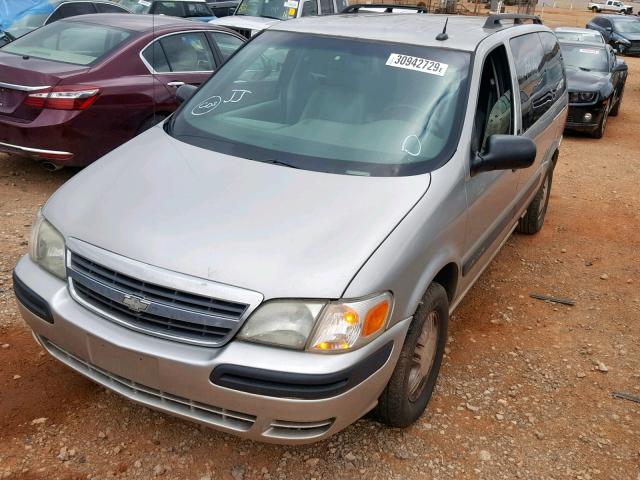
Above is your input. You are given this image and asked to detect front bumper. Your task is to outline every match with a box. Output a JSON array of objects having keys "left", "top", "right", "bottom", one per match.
[
  {"left": 564, "top": 103, "right": 606, "bottom": 132},
  {"left": 14, "top": 256, "right": 410, "bottom": 444}
]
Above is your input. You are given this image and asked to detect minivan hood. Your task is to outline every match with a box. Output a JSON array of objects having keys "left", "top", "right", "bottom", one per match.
[
  {"left": 44, "top": 127, "right": 430, "bottom": 300},
  {"left": 209, "top": 15, "right": 280, "bottom": 33}
]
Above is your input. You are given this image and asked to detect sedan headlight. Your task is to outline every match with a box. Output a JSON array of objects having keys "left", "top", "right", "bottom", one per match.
[
  {"left": 569, "top": 91, "right": 597, "bottom": 103},
  {"left": 29, "top": 211, "right": 66, "bottom": 279},
  {"left": 237, "top": 292, "right": 393, "bottom": 352}
]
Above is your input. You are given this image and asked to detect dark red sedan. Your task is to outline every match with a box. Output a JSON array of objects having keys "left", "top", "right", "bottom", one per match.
[{"left": 0, "top": 14, "right": 245, "bottom": 167}]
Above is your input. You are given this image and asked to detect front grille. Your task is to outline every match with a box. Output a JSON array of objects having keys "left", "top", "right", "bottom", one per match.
[
  {"left": 68, "top": 251, "right": 249, "bottom": 346},
  {"left": 628, "top": 41, "right": 640, "bottom": 54},
  {"left": 229, "top": 27, "right": 252, "bottom": 38},
  {"left": 40, "top": 336, "right": 256, "bottom": 432}
]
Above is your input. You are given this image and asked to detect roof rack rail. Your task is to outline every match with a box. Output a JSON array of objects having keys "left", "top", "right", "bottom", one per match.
[
  {"left": 483, "top": 13, "right": 542, "bottom": 29},
  {"left": 342, "top": 4, "right": 428, "bottom": 14}
]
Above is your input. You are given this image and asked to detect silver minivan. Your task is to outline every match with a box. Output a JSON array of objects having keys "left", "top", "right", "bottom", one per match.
[{"left": 14, "top": 13, "right": 567, "bottom": 444}]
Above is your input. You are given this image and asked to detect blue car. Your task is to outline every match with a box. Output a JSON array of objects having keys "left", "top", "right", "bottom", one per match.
[
  {"left": 115, "top": 0, "right": 216, "bottom": 21},
  {"left": 0, "top": 0, "right": 130, "bottom": 45}
]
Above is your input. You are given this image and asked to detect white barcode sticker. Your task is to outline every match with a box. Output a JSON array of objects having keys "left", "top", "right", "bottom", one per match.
[
  {"left": 386, "top": 53, "right": 448, "bottom": 76},
  {"left": 579, "top": 48, "right": 600, "bottom": 54}
]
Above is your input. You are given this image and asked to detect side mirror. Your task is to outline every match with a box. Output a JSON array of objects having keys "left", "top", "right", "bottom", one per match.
[
  {"left": 175, "top": 84, "right": 198, "bottom": 104},
  {"left": 0, "top": 31, "right": 13, "bottom": 48},
  {"left": 471, "top": 135, "right": 536, "bottom": 175},
  {"left": 613, "top": 60, "right": 628, "bottom": 72}
]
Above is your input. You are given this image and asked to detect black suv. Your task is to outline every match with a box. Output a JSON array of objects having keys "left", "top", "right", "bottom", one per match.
[{"left": 586, "top": 15, "right": 640, "bottom": 54}]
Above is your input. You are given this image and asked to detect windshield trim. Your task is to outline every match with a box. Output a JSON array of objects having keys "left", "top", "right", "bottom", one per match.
[{"left": 167, "top": 31, "right": 472, "bottom": 177}]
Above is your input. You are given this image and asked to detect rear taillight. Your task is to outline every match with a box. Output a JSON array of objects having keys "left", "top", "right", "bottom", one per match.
[{"left": 24, "top": 86, "right": 100, "bottom": 111}]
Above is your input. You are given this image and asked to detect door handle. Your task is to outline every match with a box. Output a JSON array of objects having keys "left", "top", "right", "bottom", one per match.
[{"left": 167, "top": 81, "right": 185, "bottom": 87}]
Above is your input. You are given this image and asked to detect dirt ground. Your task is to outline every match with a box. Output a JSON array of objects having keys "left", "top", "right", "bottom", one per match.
[{"left": 1, "top": 7, "right": 639, "bottom": 480}]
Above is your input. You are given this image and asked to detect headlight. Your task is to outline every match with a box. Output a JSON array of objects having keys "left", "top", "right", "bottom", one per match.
[
  {"left": 29, "top": 211, "right": 66, "bottom": 279},
  {"left": 237, "top": 301, "right": 325, "bottom": 349},
  {"left": 569, "top": 91, "right": 597, "bottom": 103},
  {"left": 237, "top": 292, "right": 393, "bottom": 352}
]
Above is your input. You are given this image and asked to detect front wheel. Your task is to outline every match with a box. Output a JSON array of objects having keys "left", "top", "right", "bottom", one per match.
[
  {"left": 610, "top": 86, "right": 624, "bottom": 116},
  {"left": 591, "top": 6, "right": 599, "bottom": 12},
  {"left": 373, "top": 282, "right": 448, "bottom": 428},
  {"left": 516, "top": 168, "right": 553, "bottom": 235},
  {"left": 591, "top": 109, "right": 608, "bottom": 139}
]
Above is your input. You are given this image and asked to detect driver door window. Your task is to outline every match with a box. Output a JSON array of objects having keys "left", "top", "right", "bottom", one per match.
[{"left": 472, "top": 45, "right": 513, "bottom": 154}]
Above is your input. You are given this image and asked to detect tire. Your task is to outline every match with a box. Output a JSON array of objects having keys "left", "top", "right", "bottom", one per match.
[
  {"left": 591, "top": 109, "right": 608, "bottom": 139},
  {"left": 374, "top": 282, "right": 448, "bottom": 428},
  {"left": 516, "top": 167, "right": 553, "bottom": 235},
  {"left": 610, "top": 86, "right": 624, "bottom": 116},
  {"left": 137, "top": 113, "right": 168, "bottom": 134}
]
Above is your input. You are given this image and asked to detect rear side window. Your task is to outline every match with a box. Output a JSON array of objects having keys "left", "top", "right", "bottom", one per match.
[
  {"left": 510, "top": 33, "right": 545, "bottom": 132},
  {"left": 2, "top": 20, "right": 132, "bottom": 65},
  {"left": 159, "top": 32, "right": 215, "bottom": 71},
  {"left": 538, "top": 32, "right": 566, "bottom": 96},
  {"left": 141, "top": 40, "right": 171, "bottom": 72},
  {"left": 47, "top": 2, "right": 97, "bottom": 23},
  {"left": 94, "top": 2, "right": 131, "bottom": 12},
  {"left": 319, "top": 0, "right": 334, "bottom": 13},
  {"left": 151, "top": 1, "right": 185, "bottom": 15},
  {"left": 184, "top": 2, "right": 212, "bottom": 16},
  {"left": 210, "top": 32, "right": 244, "bottom": 61}
]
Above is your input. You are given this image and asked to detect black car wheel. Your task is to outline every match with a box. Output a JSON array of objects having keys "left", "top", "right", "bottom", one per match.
[
  {"left": 591, "top": 109, "right": 608, "bottom": 139},
  {"left": 610, "top": 86, "right": 624, "bottom": 117}
]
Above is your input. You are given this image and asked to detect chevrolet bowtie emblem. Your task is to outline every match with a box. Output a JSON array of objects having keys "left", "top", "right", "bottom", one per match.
[{"left": 122, "top": 294, "right": 150, "bottom": 313}]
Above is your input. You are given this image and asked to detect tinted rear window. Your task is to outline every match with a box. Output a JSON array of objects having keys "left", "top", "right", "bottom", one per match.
[{"left": 2, "top": 20, "right": 133, "bottom": 65}]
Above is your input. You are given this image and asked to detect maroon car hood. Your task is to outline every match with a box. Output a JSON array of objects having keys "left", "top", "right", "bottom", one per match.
[{"left": 0, "top": 52, "right": 89, "bottom": 120}]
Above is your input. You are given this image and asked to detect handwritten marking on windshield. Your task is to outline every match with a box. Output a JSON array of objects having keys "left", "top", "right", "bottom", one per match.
[
  {"left": 191, "top": 96, "right": 222, "bottom": 116},
  {"left": 224, "top": 89, "right": 252, "bottom": 103},
  {"left": 402, "top": 135, "right": 422, "bottom": 157},
  {"left": 191, "top": 90, "right": 253, "bottom": 116}
]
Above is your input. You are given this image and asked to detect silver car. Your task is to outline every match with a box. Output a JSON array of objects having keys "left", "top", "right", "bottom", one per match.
[{"left": 14, "top": 12, "right": 567, "bottom": 444}]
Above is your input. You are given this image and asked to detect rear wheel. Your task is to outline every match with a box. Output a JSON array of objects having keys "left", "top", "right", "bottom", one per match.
[
  {"left": 516, "top": 168, "right": 553, "bottom": 235},
  {"left": 374, "top": 282, "right": 448, "bottom": 428},
  {"left": 591, "top": 6, "right": 598, "bottom": 12}
]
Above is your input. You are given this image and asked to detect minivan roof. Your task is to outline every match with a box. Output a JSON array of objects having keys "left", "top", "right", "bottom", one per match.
[{"left": 270, "top": 13, "right": 547, "bottom": 52}]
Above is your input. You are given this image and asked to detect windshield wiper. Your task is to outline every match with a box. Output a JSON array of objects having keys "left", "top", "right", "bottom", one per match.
[
  {"left": 263, "top": 159, "right": 300, "bottom": 169},
  {"left": 260, "top": 14, "right": 281, "bottom": 20}
]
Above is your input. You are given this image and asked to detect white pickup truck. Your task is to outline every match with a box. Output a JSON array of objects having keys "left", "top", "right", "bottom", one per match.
[{"left": 588, "top": 0, "right": 633, "bottom": 14}]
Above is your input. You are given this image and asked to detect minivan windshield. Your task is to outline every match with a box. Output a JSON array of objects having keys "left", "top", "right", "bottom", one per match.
[
  {"left": 2, "top": 20, "right": 133, "bottom": 65},
  {"left": 235, "top": 0, "right": 294, "bottom": 19},
  {"left": 559, "top": 44, "right": 608, "bottom": 72},
  {"left": 169, "top": 31, "right": 470, "bottom": 176}
]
